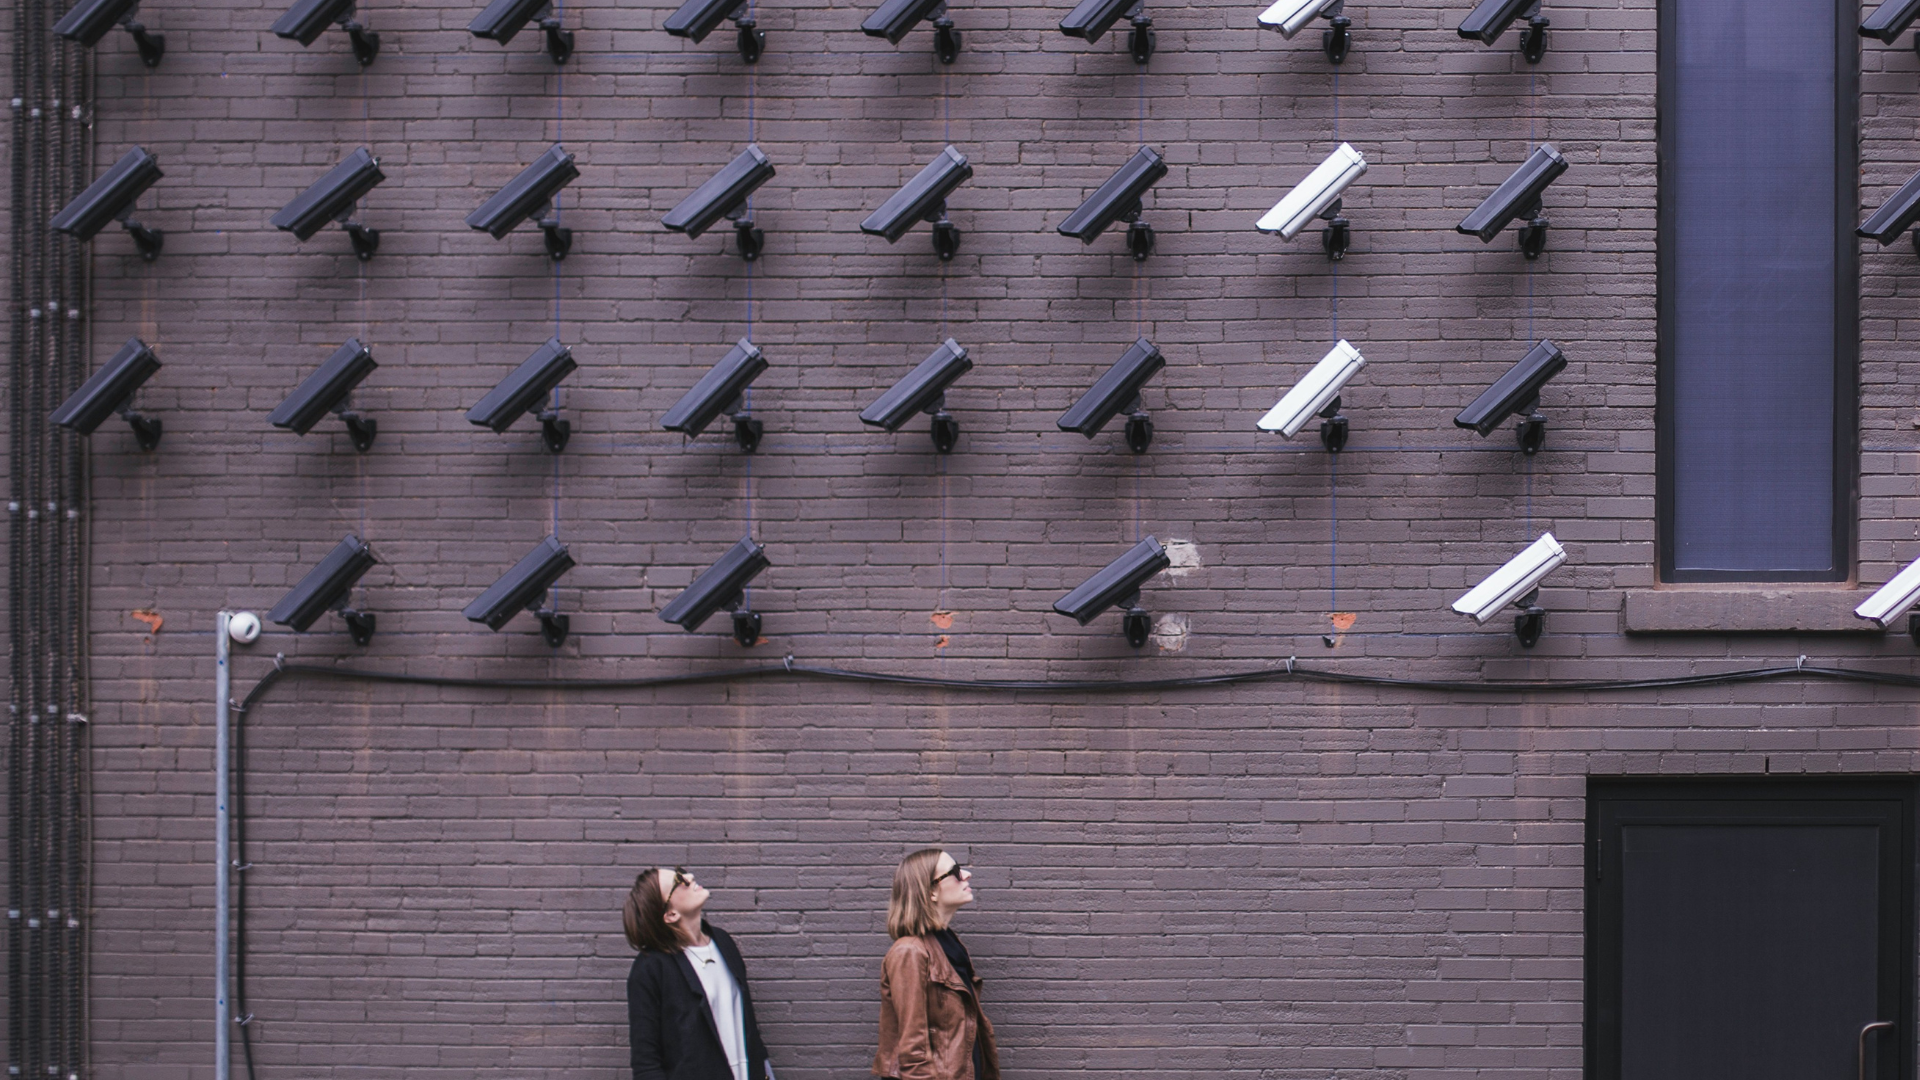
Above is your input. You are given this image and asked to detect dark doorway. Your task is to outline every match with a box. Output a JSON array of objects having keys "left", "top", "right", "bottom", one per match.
[{"left": 1587, "top": 778, "right": 1916, "bottom": 1080}]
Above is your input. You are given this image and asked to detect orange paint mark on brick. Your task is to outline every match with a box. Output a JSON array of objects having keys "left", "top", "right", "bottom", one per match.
[
  {"left": 930, "top": 610, "right": 954, "bottom": 629},
  {"left": 935, "top": 635, "right": 950, "bottom": 649},
  {"left": 1328, "top": 612, "right": 1356, "bottom": 631},
  {"left": 130, "top": 609, "right": 163, "bottom": 635}
]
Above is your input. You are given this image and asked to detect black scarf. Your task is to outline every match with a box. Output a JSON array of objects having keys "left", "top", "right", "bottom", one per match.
[{"left": 930, "top": 928, "right": 985, "bottom": 1079}]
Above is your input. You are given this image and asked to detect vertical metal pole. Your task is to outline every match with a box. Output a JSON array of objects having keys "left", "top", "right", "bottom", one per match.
[{"left": 214, "top": 612, "right": 231, "bottom": 1080}]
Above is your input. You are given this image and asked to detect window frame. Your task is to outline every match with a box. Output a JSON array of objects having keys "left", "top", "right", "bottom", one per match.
[{"left": 1654, "top": 0, "right": 1859, "bottom": 583}]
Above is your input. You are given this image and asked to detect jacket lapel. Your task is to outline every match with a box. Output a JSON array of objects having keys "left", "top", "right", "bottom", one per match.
[
  {"left": 922, "top": 935, "right": 973, "bottom": 997},
  {"left": 674, "top": 949, "right": 725, "bottom": 1047}
]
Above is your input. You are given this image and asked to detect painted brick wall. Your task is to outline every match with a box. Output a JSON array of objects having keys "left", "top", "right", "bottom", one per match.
[{"left": 12, "top": 0, "right": 1920, "bottom": 1073}]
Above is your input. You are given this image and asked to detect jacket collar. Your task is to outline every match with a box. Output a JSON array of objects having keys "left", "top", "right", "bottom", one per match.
[{"left": 919, "top": 933, "right": 973, "bottom": 996}]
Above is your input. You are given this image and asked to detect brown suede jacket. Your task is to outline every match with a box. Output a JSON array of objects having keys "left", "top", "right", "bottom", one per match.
[{"left": 872, "top": 934, "right": 1000, "bottom": 1080}]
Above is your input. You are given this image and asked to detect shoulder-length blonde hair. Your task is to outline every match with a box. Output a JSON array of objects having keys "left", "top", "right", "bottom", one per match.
[{"left": 887, "top": 847, "right": 948, "bottom": 939}]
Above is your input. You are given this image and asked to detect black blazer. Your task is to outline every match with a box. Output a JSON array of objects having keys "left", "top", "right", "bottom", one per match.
[{"left": 628, "top": 924, "right": 770, "bottom": 1080}]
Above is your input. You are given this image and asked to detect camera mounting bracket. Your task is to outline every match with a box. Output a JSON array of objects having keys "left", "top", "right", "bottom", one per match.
[
  {"left": 1519, "top": 0, "right": 1548, "bottom": 63},
  {"left": 335, "top": 9, "right": 379, "bottom": 66},
  {"left": 1120, "top": 597, "right": 1152, "bottom": 647},
  {"left": 118, "top": 406, "right": 162, "bottom": 450},
  {"left": 1318, "top": 395, "right": 1348, "bottom": 452},
  {"left": 330, "top": 598, "right": 377, "bottom": 646},
  {"left": 334, "top": 408, "right": 377, "bottom": 452},
  {"left": 114, "top": 207, "right": 162, "bottom": 262},
  {"left": 724, "top": 205, "right": 765, "bottom": 261},
  {"left": 1127, "top": 0, "right": 1155, "bottom": 63},
  {"left": 120, "top": 14, "right": 165, "bottom": 67},
  {"left": 1512, "top": 588, "right": 1545, "bottom": 647},
  {"left": 1319, "top": 198, "right": 1350, "bottom": 260},
  {"left": 534, "top": 3, "right": 574, "bottom": 63},
  {"left": 727, "top": 1, "right": 765, "bottom": 61},
  {"left": 537, "top": 409, "right": 572, "bottom": 453},
  {"left": 536, "top": 206, "right": 573, "bottom": 261},
  {"left": 1124, "top": 394, "right": 1154, "bottom": 454},
  {"left": 1320, "top": 0, "right": 1350, "bottom": 63},
  {"left": 930, "top": 3, "right": 961, "bottom": 63},
  {"left": 1516, "top": 198, "right": 1548, "bottom": 259}
]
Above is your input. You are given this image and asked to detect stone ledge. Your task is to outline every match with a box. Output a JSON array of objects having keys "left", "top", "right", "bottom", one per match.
[{"left": 1623, "top": 588, "right": 1881, "bottom": 633}]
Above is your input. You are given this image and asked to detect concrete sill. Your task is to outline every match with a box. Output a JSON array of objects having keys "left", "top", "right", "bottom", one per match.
[{"left": 1623, "top": 588, "right": 1880, "bottom": 633}]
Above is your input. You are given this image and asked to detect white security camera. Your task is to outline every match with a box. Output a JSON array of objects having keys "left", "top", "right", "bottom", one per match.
[
  {"left": 1256, "top": 142, "right": 1367, "bottom": 259},
  {"left": 227, "top": 611, "right": 262, "bottom": 645},
  {"left": 1257, "top": 0, "right": 1336, "bottom": 35},
  {"left": 1257, "top": 339, "right": 1364, "bottom": 451},
  {"left": 1855, "top": 556, "right": 1920, "bottom": 636},
  {"left": 1451, "top": 532, "right": 1565, "bottom": 647},
  {"left": 1257, "top": 0, "right": 1351, "bottom": 61}
]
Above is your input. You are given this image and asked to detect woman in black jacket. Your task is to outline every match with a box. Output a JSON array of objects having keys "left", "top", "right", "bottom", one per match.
[{"left": 624, "top": 867, "right": 772, "bottom": 1080}]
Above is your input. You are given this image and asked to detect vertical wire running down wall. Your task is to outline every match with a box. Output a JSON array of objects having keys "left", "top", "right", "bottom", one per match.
[{"left": 8, "top": 0, "right": 92, "bottom": 1072}]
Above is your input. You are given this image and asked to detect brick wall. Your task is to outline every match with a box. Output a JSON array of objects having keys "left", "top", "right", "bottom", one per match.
[{"left": 15, "top": 0, "right": 1920, "bottom": 1073}]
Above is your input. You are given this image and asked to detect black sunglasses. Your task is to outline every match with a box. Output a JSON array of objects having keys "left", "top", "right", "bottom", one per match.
[
  {"left": 665, "top": 867, "right": 693, "bottom": 899},
  {"left": 931, "top": 863, "right": 969, "bottom": 886}
]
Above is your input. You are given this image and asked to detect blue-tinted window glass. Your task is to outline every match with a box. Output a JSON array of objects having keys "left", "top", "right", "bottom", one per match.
[{"left": 1665, "top": 0, "right": 1846, "bottom": 577}]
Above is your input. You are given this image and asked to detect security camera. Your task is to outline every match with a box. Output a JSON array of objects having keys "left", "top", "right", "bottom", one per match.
[
  {"left": 466, "top": 336, "right": 577, "bottom": 453},
  {"left": 659, "top": 536, "right": 771, "bottom": 646},
  {"left": 1861, "top": 0, "right": 1920, "bottom": 47},
  {"left": 1257, "top": 339, "right": 1364, "bottom": 452},
  {"left": 465, "top": 145, "right": 580, "bottom": 260},
  {"left": 268, "top": 534, "right": 379, "bottom": 645},
  {"left": 1451, "top": 532, "right": 1565, "bottom": 647},
  {"left": 862, "top": 0, "right": 961, "bottom": 62},
  {"left": 1257, "top": 141, "right": 1366, "bottom": 259},
  {"left": 50, "top": 337, "right": 163, "bottom": 450},
  {"left": 271, "top": 0, "right": 379, "bottom": 65},
  {"left": 1054, "top": 536, "right": 1171, "bottom": 647},
  {"left": 1058, "top": 146, "right": 1167, "bottom": 261},
  {"left": 666, "top": 0, "right": 765, "bottom": 61},
  {"left": 1454, "top": 339, "right": 1565, "bottom": 454},
  {"left": 1060, "top": 0, "right": 1155, "bottom": 63},
  {"left": 53, "top": 0, "right": 164, "bottom": 66},
  {"left": 861, "top": 145, "right": 972, "bottom": 261},
  {"left": 270, "top": 147, "right": 385, "bottom": 261},
  {"left": 1458, "top": 0, "right": 1547, "bottom": 61},
  {"left": 1058, "top": 337, "right": 1165, "bottom": 454},
  {"left": 469, "top": 0, "right": 574, "bottom": 62},
  {"left": 1257, "top": 0, "right": 1350, "bottom": 61},
  {"left": 463, "top": 535, "right": 575, "bottom": 646},
  {"left": 661, "top": 338, "right": 769, "bottom": 453},
  {"left": 1457, "top": 143, "right": 1566, "bottom": 259},
  {"left": 1858, "top": 167, "right": 1920, "bottom": 254},
  {"left": 1856, "top": 555, "right": 1920, "bottom": 642},
  {"left": 860, "top": 338, "right": 972, "bottom": 454},
  {"left": 268, "top": 338, "right": 379, "bottom": 452},
  {"left": 662, "top": 145, "right": 777, "bottom": 262},
  {"left": 51, "top": 146, "right": 163, "bottom": 261}
]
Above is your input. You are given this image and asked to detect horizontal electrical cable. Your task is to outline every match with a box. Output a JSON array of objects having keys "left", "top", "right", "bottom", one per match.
[{"left": 234, "top": 654, "right": 1920, "bottom": 712}]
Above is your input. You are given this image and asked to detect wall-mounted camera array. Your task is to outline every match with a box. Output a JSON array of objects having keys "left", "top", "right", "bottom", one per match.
[{"left": 71, "top": 0, "right": 1617, "bottom": 657}]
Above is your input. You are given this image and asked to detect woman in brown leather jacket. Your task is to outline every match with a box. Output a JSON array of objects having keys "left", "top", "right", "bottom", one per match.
[{"left": 873, "top": 848, "right": 999, "bottom": 1080}]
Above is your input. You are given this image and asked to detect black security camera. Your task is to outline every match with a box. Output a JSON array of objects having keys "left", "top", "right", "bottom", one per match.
[{"left": 51, "top": 146, "right": 163, "bottom": 261}]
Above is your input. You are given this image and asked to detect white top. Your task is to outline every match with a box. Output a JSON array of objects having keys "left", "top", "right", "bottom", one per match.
[{"left": 686, "top": 940, "right": 748, "bottom": 1080}]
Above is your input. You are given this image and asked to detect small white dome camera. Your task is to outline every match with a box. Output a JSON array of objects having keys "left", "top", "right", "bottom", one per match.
[{"left": 227, "top": 611, "right": 262, "bottom": 645}]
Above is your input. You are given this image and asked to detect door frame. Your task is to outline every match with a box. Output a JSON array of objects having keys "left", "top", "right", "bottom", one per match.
[{"left": 1585, "top": 776, "right": 1918, "bottom": 1080}]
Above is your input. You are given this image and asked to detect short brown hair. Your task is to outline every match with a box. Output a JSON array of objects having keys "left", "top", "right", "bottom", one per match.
[
  {"left": 887, "top": 848, "right": 948, "bottom": 939},
  {"left": 622, "top": 869, "right": 681, "bottom": 953}
]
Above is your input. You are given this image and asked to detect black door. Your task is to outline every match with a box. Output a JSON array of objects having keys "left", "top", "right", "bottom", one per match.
[{"left": 1587, "top": 778, "right": 1915, "bottom": 1080}]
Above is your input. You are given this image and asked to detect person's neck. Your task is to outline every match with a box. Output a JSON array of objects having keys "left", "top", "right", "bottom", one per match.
[
  {"left": 678, "top": 916, "right": 710, "bottom": 948},
  {"left": 930, "top": 911, "right": 958, "bottom": 933}
]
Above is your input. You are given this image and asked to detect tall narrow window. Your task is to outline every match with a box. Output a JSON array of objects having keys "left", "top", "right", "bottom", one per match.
[{"left": 1657, "top": 0, "right": 1856, "bottom": 581}]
